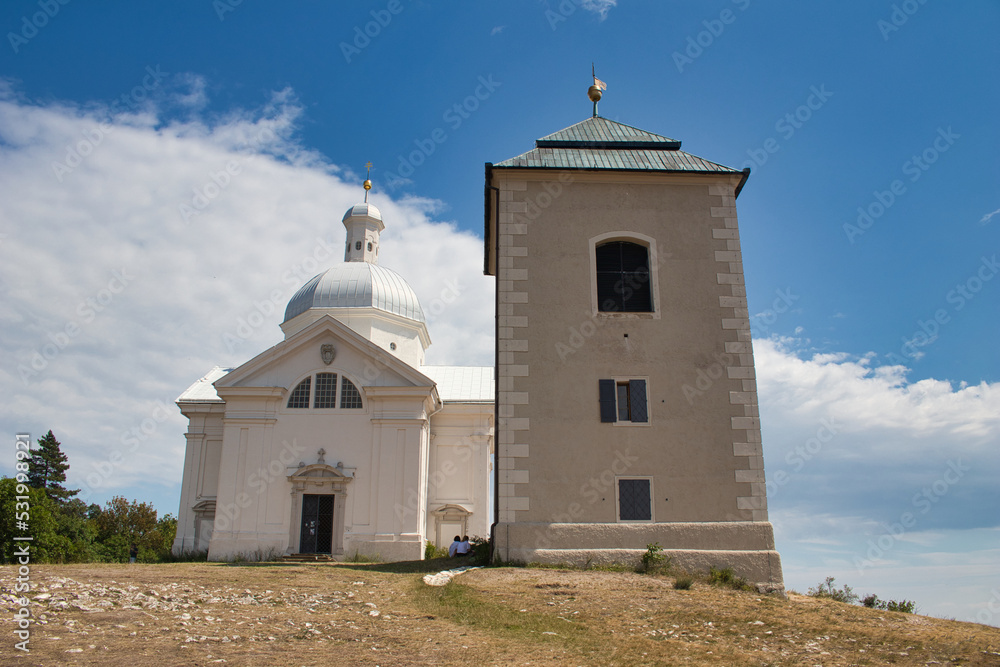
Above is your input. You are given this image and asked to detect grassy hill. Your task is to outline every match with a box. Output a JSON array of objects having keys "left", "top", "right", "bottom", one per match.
[{"left": 3, "top": 560, "right": 999, "bottom": 665}]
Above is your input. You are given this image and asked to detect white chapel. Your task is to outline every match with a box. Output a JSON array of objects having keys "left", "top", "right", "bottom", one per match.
[{"left": 172, "top": 185, "right": 494, "bottom": 561}]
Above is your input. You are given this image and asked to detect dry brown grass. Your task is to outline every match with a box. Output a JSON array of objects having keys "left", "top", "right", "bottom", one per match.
[{"left": 2, "top": 561, "right": 999, "bottom": 665}]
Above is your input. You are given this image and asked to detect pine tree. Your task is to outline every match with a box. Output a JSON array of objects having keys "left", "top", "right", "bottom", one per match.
[{"left": 27, "top": 430, "right": 78, "bottom": 502}]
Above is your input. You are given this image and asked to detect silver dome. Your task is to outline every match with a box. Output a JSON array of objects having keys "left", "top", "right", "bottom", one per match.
[
  {"left": 283, "top": 262, "right": 425, "bottom": 323},
  {"left": 342, "top": 202, "right": 382, "bottom": 223}
]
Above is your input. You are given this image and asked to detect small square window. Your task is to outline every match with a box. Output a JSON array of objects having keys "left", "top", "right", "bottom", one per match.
[{"left": 618, "top": 478, "right": 652, "bottom": 521}]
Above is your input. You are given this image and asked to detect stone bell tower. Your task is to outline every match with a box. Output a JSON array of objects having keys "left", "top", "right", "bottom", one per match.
[{"left": 483, "top": 79, "right": 783, "bottom": 592}]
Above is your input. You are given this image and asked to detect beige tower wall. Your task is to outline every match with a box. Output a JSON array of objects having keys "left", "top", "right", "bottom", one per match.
[{"left": 489, "top": 169, "right": 782, "bottom": 591}]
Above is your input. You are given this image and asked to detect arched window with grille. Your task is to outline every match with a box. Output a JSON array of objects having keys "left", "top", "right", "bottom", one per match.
[
  {"left": 285, "top": 373, "right": 364, "bottom": 410},
  {"left": 287, "top": 377, "right": 311, "bottom": 408},
  {"left": 595, "top": 240, "right": 653, "bottom": 312}
]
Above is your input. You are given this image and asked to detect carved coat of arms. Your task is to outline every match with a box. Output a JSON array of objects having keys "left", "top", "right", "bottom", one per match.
[{"left": 320, "top": 344, "right": 336, "bottom": 365}]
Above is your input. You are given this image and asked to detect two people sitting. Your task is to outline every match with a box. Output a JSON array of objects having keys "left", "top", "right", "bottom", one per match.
[{"left": 448, "top": 535, "right": 472, "bottom": 558}]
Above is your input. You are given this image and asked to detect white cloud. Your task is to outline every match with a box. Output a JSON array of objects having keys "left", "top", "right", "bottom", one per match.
[
  {"left": 0, "top": 84, "right": 995, "bottom": 623},
  {"left": 490, "top": 25, "right": 505, "bottom": 36},
  {"left": 757, "top": 337, "right": 999, "bottom": 622},
  {"left": 980, "top": 207, "right": 1000, "bottom": 225},
  {"left": 580, "top": 0, "right": 617, "bottom": 20},
  {"left": 0, "top": 84, "right": 493, "bottom": 509}
]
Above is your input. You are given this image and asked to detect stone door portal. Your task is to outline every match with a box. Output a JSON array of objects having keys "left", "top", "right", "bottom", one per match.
[{"left": 299, "top": 494, "right": 334, "bottom": 554}]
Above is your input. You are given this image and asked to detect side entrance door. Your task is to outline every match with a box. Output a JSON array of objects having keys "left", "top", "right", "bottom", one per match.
[{"left": 299, "top": 494, "right": 335, "bottom": 554}]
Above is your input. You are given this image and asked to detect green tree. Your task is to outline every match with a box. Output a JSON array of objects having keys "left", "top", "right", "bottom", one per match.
[
  {"left": 27, "top": 430, "right": 78, "bottom": 502},
  {"left": 53, "top": 498, "right": 100, "bottom": 562},
  {"left": 0, "top": 477, "right": 74, "bottom": 563},
  {"left": 94, "top": 496, "right": 160, "bottom": 562},
  {"left": 152, "top": 514, "right": 177, "bottom": 559}
]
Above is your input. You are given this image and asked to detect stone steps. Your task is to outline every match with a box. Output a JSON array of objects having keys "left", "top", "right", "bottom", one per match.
[{"left": 281, "top": 553, "right": 335, "bottom": 562}]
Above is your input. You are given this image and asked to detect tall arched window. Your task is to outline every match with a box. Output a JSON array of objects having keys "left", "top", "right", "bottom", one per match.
[{"left": 596, "top": 241, "right": 653, "bottom": 312}]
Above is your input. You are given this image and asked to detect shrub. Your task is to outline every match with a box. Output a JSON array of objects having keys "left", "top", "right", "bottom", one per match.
[
  {"left": 469, "top": 536, "right": 491, "bottom": 566},
  {"left": 708, "top": 566, "right": 752, "bottom": 591},
  {"left": 673, "top": 576, "right": 694, "bottom": 590},
  {"left": 640, "top": 542, "right": 670, "bottom": 573},
  {"left": 861, "top": 593, "right": 916, "bottom": 614},
  {"left": 425, "top": 541, "right": 449, "bottom": 560},
  {"left": 809, "top": 576, "right": 859, "bottom": 604}
]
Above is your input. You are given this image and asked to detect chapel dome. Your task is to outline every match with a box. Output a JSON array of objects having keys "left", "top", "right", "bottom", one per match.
[
  {"left": 342, "top": 202, "right": 382, "bottom": 223},
  {"left": 283, "top": 261, "right": 425, "bottom": 324}
]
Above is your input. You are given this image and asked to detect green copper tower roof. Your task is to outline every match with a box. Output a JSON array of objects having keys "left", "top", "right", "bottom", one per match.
[{"left": 494, "top": 116, "right": 740, "bottom": 174}]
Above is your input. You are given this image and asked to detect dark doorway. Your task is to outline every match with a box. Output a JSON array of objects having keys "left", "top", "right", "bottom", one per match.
[{"left": 299, "top": 494, "right": 334, "bottom": 554}]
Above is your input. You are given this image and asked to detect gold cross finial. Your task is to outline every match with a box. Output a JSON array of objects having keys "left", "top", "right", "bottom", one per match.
[{"left": 363, "top": 162, "right": 373, "bottom": 202}]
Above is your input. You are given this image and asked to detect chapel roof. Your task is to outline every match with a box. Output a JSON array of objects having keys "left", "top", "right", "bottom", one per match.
[
  {"left": 342, "top": 202, "right": 382, "bottom": 224},
  {"left": 420, "top": 365, "right": 494, "bottom": 402},
  {"left": 283, "top": 261, "right": 425, "bottom": 324},
  {"left": 176, "top": 365, "right": 234, "bottom": 403}
]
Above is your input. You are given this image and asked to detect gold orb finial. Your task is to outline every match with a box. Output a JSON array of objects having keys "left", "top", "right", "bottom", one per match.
[
  {"left": 589, "top": 65, "right": 607, "bottom": 117},
  {"left": 363, "top": 161, "right": 373, "bottom": 202}
]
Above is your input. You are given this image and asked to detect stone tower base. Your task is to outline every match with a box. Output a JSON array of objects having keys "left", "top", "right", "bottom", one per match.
[{"left": 493, "top": 521, "right": 784, "bottom": 594}]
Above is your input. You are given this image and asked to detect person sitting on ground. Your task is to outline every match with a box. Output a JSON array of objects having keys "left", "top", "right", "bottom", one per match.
[
  {"left": 448, "top": 535, "right": 462, "bottom": 558},
  {"left": 457, "top": 535, "right": 471, "bottom": 556}
]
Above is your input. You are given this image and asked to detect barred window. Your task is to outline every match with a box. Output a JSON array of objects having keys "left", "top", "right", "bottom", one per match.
[
  {"left": 596, "top": 241, "right": 653, "bottom": 312},
  {"left": 313, "top": 373, "right": 338, "bottom": 408},
  {"left": 287, "top": 377, "right": 311, "bottom": 409},
  {"left": 340, "top": 377, "right": 364, "bottom": 409},
  {"left": 618, "top": 478, "right": 652, "bottom": 521}
]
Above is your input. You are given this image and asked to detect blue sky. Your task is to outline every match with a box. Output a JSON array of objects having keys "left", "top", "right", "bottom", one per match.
[{"left": 1, "top": 1, "right": 998, "bottom": 625}]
